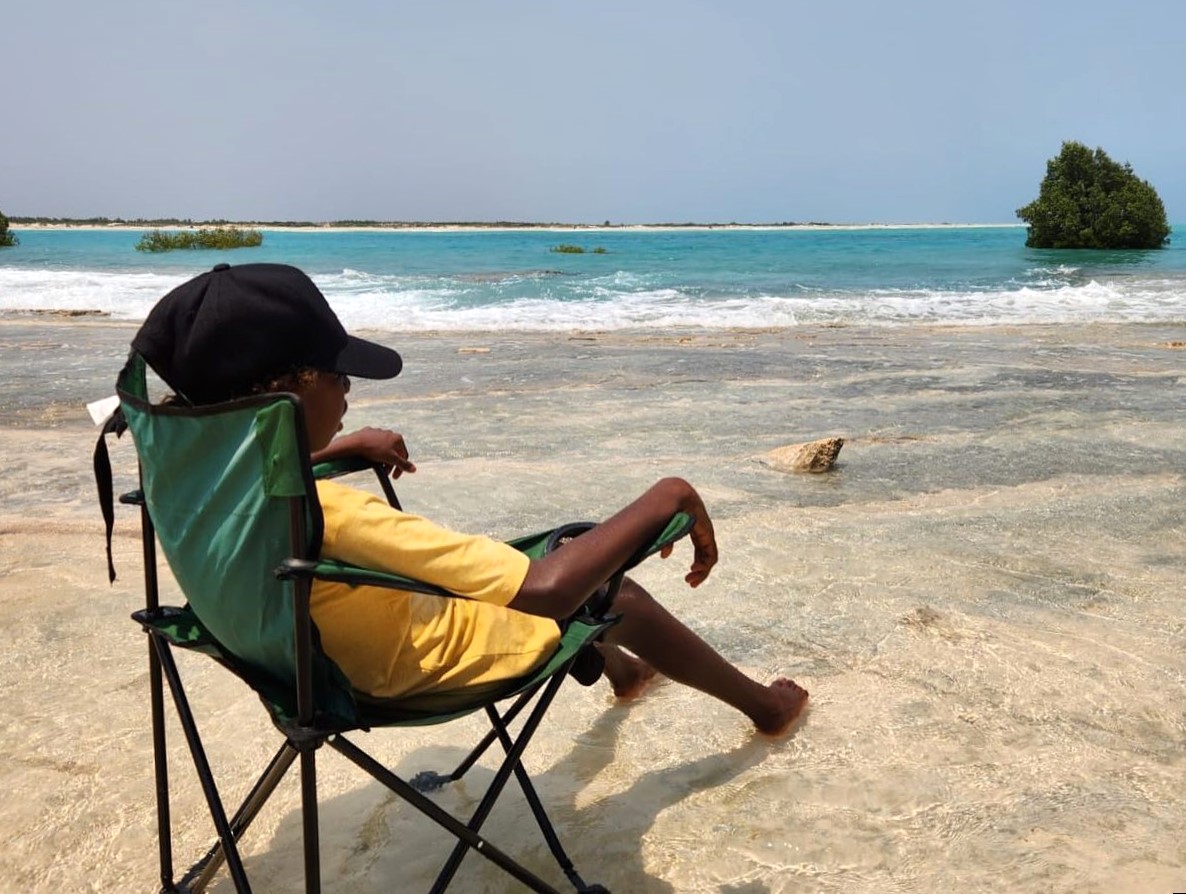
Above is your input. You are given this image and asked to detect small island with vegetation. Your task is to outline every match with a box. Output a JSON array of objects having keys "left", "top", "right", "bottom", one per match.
[
  {"left": 0, "top": 209, "right": 17, "bottom": 247},
  {"left": 1016, "top": 141, "right": 1170, "bottom": 250},
  {"left": 135, "top": 226, "right": 264, "bottom": 252},
  {"left": 551, "top": 244, "right": 608, "bottom": 254}
]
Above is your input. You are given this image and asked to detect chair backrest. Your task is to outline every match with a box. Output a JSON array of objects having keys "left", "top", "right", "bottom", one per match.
[{"left": 117, "top": 353, "right": 356, "bottom": 725}]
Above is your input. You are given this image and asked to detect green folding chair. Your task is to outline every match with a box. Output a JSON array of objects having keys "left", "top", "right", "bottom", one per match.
[{"left": 97, "top": 353, "right": 691, "bottom": 894}]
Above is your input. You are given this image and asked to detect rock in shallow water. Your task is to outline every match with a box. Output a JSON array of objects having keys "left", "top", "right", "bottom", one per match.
[{"left": 761, "top": 436, "right": 845, "bottom": 473}]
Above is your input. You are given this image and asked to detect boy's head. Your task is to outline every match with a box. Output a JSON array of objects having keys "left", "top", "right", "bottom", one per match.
[{"left": 133, "top": 262, "right": 401, "bottom": 406}]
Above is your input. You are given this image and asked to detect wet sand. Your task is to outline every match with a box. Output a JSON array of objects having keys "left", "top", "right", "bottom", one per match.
[{"left": 1, "top": 319, "right": 1185, "bottom": 892}]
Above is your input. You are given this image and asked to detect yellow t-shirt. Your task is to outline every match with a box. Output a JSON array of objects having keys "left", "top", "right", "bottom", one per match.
[{"left": 311, "top": 479, "right": 561, "bottom": 700}]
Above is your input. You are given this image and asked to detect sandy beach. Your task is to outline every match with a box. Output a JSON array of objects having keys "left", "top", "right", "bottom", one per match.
[{"left": 2, "top": 318, "right": 1185, "bottom": 893}]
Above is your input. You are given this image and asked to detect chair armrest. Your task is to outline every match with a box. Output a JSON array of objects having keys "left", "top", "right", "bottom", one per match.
[
  {"left": 277, "top": 512, "right": 695, "bottom": 603},
  {"left": 623, "top": 511, "right": 695, "bottom": 571},
  {"left": 278, "top": 556, "right": 456, "bottom": 599},
  {"left": 311, "top": 457, "right": 402, "bottom": 510},
  {"left": 506, "top": 511, "right": 695, "bottom": 569},
  {"left": 312, "top": 456, "right": 376, "bottom": 479}
]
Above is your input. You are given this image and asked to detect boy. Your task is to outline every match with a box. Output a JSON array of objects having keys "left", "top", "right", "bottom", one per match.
[{"left": 133, "top": 263, "right": 808, "bottom": 734}]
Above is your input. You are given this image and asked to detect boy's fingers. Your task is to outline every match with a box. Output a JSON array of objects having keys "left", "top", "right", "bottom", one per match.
[
  {"left": 660, "top": 544, "right": 674, "bottom": 559},
  {"left": 685, "top": 560, "right": 713, "bottom": 587},
  {"left": 383, "top": 454, "right": 415, "bottom": 478}
]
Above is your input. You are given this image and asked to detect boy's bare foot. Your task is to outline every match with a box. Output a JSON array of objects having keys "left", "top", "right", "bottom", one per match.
[
  {"left": 751, "top": 678, "right": 810, "bottom": 737},
  {"left": 599, "top": 644, "right": 660, "bottom": 700}
]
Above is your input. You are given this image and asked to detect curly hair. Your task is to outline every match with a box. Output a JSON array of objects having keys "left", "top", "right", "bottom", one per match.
[
  {"left": 162, "top": 367, "right": 322, "bottom": 406},
  {"left": 251, "top": 367, "right": 321, "bottom": 396}
]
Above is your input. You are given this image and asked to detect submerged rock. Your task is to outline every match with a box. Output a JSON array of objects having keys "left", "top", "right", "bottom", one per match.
[{"left": 761, "top": 437, "right": 844, "bottom": 473}]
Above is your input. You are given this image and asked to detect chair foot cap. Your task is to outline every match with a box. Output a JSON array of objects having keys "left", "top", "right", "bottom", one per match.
[{"left": 410, "top": 769, "right": 452, "bottom": 793}]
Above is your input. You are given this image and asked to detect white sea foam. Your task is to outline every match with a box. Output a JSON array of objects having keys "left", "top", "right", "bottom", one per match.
[
  {"left": 0, "top": 267, "right": 189, "bottom": 319},
  {"left": 2, "top": 266, "right": 1184, "bottom": 331},
  {"left": 320, "top": 278, "right": 1186, "bottom": 331},
  {"left": 1028, "top": 264, "right": 1081, "bottom": 276}
]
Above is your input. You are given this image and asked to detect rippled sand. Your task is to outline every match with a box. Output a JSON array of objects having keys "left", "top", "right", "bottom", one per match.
[{"left": 2, "top": 319, "right": 1184, "bottom": 893}]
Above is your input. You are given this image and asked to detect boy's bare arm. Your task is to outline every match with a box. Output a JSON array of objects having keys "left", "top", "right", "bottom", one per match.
[
  {"left": 311, "top": 427, "right": 416, "bottom": 478},
  {"left": 509, "top": 477, "right": 717, "bottom": 619}
]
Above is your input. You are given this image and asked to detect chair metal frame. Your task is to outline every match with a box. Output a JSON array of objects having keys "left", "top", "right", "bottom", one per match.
[{"left": 121, "top": 463, "right": 616, "bottom": 894}]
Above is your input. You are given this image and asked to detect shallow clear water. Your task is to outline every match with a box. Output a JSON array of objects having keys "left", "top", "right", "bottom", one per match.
[{"left": 1, "top": 321, "right": 1184, "bottom": 892}]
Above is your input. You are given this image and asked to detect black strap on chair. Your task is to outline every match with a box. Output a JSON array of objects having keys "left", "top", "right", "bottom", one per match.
[{"left": 93, "top": 406, "right": 127, "bottom": 583}]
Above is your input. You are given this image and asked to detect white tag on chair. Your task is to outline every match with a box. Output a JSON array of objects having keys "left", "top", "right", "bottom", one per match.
[{"left": 87, "top": 395, "right": 121, "bottom": 426}]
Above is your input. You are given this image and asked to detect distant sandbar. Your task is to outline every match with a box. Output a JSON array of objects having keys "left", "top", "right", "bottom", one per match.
[{"left": 11, "top": 220, "right": 1022, "bottom": 234}]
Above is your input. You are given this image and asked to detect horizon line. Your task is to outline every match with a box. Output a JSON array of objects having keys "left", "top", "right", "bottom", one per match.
[{"left": 10, "top": 216, "right": 1027, "bottom": 231}]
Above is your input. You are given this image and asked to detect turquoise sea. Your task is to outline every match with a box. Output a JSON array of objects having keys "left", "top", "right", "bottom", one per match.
[{"left": 1, "top": 225, "right": 1184, "bottom": 330}]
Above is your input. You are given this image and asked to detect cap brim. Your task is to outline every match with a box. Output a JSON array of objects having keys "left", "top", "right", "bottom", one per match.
[{"left": 334, "top": 336, "right": 402, "bottom": 380}]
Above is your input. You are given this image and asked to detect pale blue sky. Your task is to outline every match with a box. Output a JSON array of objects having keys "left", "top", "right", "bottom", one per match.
[{"left": 4, "top": 1, "right": 1183, "bottom": 224}]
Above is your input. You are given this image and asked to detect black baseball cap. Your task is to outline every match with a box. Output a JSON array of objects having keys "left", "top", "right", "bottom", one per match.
[{"left": 132, "top": 262, "right": 402, "bottom": 404}]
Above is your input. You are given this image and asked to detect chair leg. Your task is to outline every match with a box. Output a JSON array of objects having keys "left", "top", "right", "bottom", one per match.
[
  {"left": 180, "top": 744, "right": 300, "bottom": 893},
  {"left": 300, "top": 747, "right": 321, "bottom": 894},
  {"left": 139, "top": 504, "right": 179, "bottom": 893},
  {"left": 428, "top": 670, "right": 605, "bottom": 894},
  {"left": 149, "top": 637, "right": 177, "bottom": 892},
  {"left": 412, "top": 685, "right": 542, "bottom": 793},
  {"left": 329, "top": 735, "right": 562, "bottom": 893},
  {"left": 491, "top": 711, "right": 605, "bottom": 894},
  {"left": 153, "top": 637, "right": 254, "bottom": 893}
]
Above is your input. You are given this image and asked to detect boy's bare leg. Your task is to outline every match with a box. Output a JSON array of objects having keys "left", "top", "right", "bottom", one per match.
[
  {"left": 602, "top": 579, "right": 809, "bottom": 736},
  {"left": 596, "top": 642, "right": 659, "bottom": 699}
]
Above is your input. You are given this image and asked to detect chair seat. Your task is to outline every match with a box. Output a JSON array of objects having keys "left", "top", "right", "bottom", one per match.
[{"left": 134, "top": 604, "right": 615, "bottom": 730}]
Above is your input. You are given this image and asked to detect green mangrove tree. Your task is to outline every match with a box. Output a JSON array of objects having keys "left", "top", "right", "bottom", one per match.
[{"left": 1016, "top": 141, "right": 1170, "bottom": 249}]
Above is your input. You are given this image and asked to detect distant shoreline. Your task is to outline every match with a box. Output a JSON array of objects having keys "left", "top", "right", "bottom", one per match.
[{"left": 11, "top": 220, "right": 1023, "bottom": 234}]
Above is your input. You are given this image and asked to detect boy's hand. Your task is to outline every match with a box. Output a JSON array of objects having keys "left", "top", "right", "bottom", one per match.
[
  {"left": 683, "top": 509, "right": 718, "bottom": 587},
  {"left": 659, "top": 481, "right": 718, "bottom": 587},
  {"left": 333, "top": 427, "right": 417, "bottom": 478}
]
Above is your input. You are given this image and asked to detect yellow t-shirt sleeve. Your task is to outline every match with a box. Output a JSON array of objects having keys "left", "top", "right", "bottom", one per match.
[{"left": 316, "top": 479, "right": 530, "bottom": 607}]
